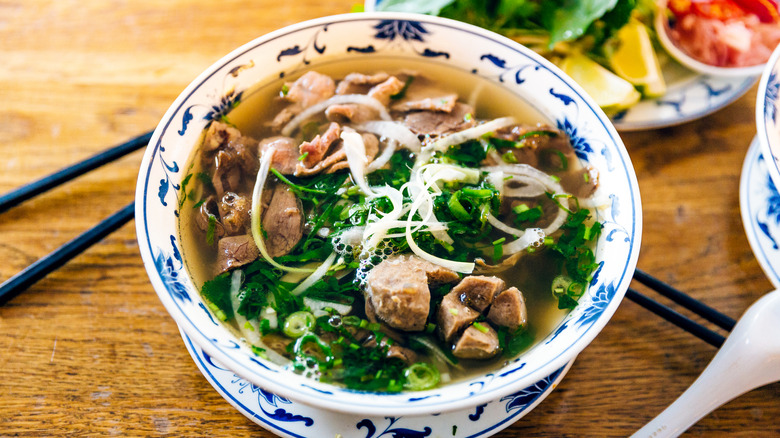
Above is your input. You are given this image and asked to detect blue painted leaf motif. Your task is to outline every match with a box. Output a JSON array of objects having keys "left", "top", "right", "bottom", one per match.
[
  {"left": 549, "top": 88, "right": 576, "bottom": 106},
  {"left": 576, "top": 280, "right": 617, "bottom": 328},
  {"left": 357, "top": 418, "right": 377, "bottom": 438},
  {"left": 766, "top": 70, "right": 780, "bottom": 123},
  {"left": 498, "top": 361, "right": 526, "bottom": 377},
  {"left": 701, "top": 80, "right": 732, "bottom": 97},
  {"left": 656, "top": 95, "right": 685, "bottom": 114},
  {"left": 198, "top": 302, "right": 219, "bottom": 325},
  {"left": 348, "top": 45, "right": 377, "bottom": 53},
  {"left": 373, "top": 20, "right": 429, "bottom": 42},
  {"left": 154, "top": 251, "right": 190, "bottom": 302},
  {"left": 257, "top": 387, "right": 291, "bottom": 407},
  {"left": 260, "top": 407, "right": 314, "bottom": 426},
  {"left": 157, "top": 177, "right": 169, "bottom": 206},
  {"left": 170, "top": 235, "right": 182, "bottom": 263},
  {"left": 557, "top": 118, "right": 593, "bottom": 160},
  {"left": 178, "top": 107, "right": 195, "bottom": 135},
  {"left": 205, "top": 90, "right": 243, "bottom": 123},
  {"left": 420, "top": 48, "right": 449, "bottom": 58},
  {"left": 480, "top": 54, "right": 506, "bottom": 68},
  {"left": 468, "top": 403, "right": 487, "bottom": 421},
  {"left": 758, "top": 172, "right": 780, "bottom": 249},
  {"left": 277, "top": 45, "right": 302, "bottom": 61},
  {"left": 546, "top": 319, "right": 569, "bottom": 344},
  {"left": 357, "top": 418, "right": 432, "bottom": 438},
  {"left": 501, "top": 366, "right": 563, "bottom": 412}
]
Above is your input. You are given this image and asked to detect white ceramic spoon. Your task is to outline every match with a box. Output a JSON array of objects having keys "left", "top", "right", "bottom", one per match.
[{"left": 632, "top": 288, "right": 780, "bottom": 438}]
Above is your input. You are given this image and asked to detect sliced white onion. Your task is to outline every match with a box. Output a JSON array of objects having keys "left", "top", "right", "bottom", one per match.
[
  {"left": 304, "top": 297, "right": 352, "bottom": 318},
  {"left": 363, "top": 185, "right": 405, "bottom": 249},
  {"left": 366, "top": 138, "right": 397, "bottom": 172},
  {"left": 341, "top": 128, "right": 376, "bottom": 197},
  {"left": 290, "top": 251, "right": 338, "bottom": 296},
  {"left": 260, "top": 306, "right": 278, "bottom": 330},
  {"left": 357, "top": 121, "right": 422, "bottom": 152},
  {"left": 251, "top": 148, "right": 315, "bottom": 274},
  {"left": 502, "top": 175, "right": 547, "bottom": 198},
  {"left": 281, "top": 94, "right": 391, "bottom": 136},
  {"left": 426, "top": 116, "right": 517, "bottom": 153},
  {"left": 503, "top": 227, "right": 545, "bottom": 255}
]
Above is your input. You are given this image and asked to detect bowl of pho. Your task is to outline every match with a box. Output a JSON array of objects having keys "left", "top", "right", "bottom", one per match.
[{"left": 135, "top": 11, "right": 642, "bottom": 426}]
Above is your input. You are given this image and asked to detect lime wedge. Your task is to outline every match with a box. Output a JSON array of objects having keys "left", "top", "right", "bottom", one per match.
[
  {"left": 560, "top": 53, "right": 641, "bottom": 115},
  {"left": 609, "top": 19, "right": 666, "bottom": 98}
]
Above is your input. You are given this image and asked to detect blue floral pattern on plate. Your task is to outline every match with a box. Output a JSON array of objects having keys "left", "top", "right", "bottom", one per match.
[
  {"left": 180, "top": 329, "right": 573, "bottom": 438},
  {"left": 136, "top": 13, "right": 641, "bottom": 421},
  {"left": 740, "top": 137, "right": 780, "bottom": 288}
]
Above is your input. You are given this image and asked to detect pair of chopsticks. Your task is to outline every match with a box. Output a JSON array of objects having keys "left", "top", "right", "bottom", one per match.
[
  {"left": 0, "top": 131, "right": 153, "bottom": 305},
  {"left": 0, "top": 131, "right": 737, "bottom": 349}
]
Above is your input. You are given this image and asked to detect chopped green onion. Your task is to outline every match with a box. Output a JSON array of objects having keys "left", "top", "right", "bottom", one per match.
[
  {"left": 403, "top": 363, "right": 440, "bottom": 391},
  {"left": 449, "top": 308, "right": 459, "bottom": 316},
  {"left": 502, "top": 151, "right": 518, "bottom": 163},
  {"left": 473, "top": 322, "right": 489, "bottom": 333},
  {"left": 390, "top": 75, "right": 414, "bottom": 100},
  {"left": 283, "top": 311, "right": 315, "bottom": 338},
  {"left": 447, "top": 192, "right": 472, "bottom": 221}
]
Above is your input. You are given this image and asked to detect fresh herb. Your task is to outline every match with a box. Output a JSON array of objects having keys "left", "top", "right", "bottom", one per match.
[
  {"left": 201, "top": 272, "right": 234, "bottom": 320},
  {"left": 390, "top": 75, "right": 415, "bottom": 100},
  {"left": 442, "top": 139, "right": 488, "bottom": 167}
]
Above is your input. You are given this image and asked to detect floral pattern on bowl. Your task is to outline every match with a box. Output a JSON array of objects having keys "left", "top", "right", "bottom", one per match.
[
  {"left": 741, "top": 137, "right": 780, "bottom": 288},
  {"left": 758, "top": 44, "right": 780, "bottom": 190},
  {"left": 180, "top": 328, "right": 574, "bottom": 438},
  {"left": 135, "top": 12, "right": 642, "bottom": 418}
]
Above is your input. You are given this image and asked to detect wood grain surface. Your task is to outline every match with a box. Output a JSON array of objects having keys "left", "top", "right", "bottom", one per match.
[{"left": 1, "top": 1, "right": 778, "bottom": 436}]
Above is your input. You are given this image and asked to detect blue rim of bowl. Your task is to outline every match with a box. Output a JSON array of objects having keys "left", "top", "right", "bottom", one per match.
[{"left": 135, "top": 12, "right": 642, "bottom": 417}]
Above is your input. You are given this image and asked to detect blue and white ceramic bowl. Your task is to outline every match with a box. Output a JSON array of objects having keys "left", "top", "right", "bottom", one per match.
[
  {"left": 757, "top": 43, "right": 780, "bottom": 190},
  {"left": 135, "top": 12, "right": 642, "bottom": 425}
]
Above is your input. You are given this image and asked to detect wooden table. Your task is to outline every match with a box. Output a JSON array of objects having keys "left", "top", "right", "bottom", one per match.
[{"left": 1, "top": 1, "right": 778, "bottom": 436}]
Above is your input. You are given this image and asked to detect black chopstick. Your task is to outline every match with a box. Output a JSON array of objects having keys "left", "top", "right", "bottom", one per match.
[
  {"left": 0, "top": 130, "right": 152, "bottom": 214},
  {"left": 0, "top": 202, "right": 134, "bottom": 306},
  {"left": 633, "top": 268, "right": 736, "bottom": 331},
  {"left": 625, "top": 288, "right": 726, "bottom": 348}
]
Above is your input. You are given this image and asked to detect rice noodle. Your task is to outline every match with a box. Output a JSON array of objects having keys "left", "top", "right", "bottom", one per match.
[
  {"left": 366, "top": 138, "right": 397, "bottom": 172},
  {"left": 251, "top": 148, "right": 316, "bottom": 274},
  {"left": 281, "top": 94, "right": 391, "bottom": 136},
  {"left": 341, "top": 128, "right": 376, "bottom": 197},
  {"left": 290, "top": 252, "right": 338, "bottom": 296},
  {"left": 356, "top": 121, "right": 422, "bottom": 152},
  {"left": 426, "top": 116, "right": 517, "bottom": 153}
]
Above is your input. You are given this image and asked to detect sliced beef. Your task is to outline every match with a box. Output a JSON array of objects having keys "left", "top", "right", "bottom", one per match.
[
  {"left": 452, "top": 324, "right": 500, "bottom": 359},
  {"left": 270, "top": 71, "right": 336, "bottom": 131},
  {"left": 295, "top": 132, "right": 380, "bottom": 177},
  {"left": 201, "top": 121, "right": 258, "bottom": 197},
  {"left": 298, "top": 122, "right": 341, "bottom": 169},
  {"left": 218, "top": 192, "right": 251, "bottom": 236},
  {"left": 368, "top": 76, "right": 405, "bottom": 106},
  {"left": 403, "top": 102, "right": 476, "bottom": 136},
  {"left": 336, "top": 72, "right": 390, "bottom": 95},
  {"left": 285, "top": 71, "right": 336, "bottom": 108},
  {"left": 195, "top": 196, "right": 225, "bottom": 240},
  {"left": 474, "top": 252, "right": 524, "bottom": 274},
  {"left": 261, "top": 184, "right": 303, "bottom": 258},
  {"left": 487, "top": 287, "right": 527, "bottom": 331},
  {"left": 365, "top": 255, "right": 458, "bottom": 332},
  {"left": 451, "top": 276, "right": 506, "bottom": 312},
  {"left": 437, "top": 291, "right": 479, "bottom": 342},
  {"left": 325, "top": 103, "right": 380, "bottom": 124},
  {"left": 216, "top": 235, "right": 259, "bottom": 274},
  {"left": 258, "top": 136, "right": 300, "bottom": 175},
  {"left": 391, "top": 93, "right": 458, "bottom": 113}
]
